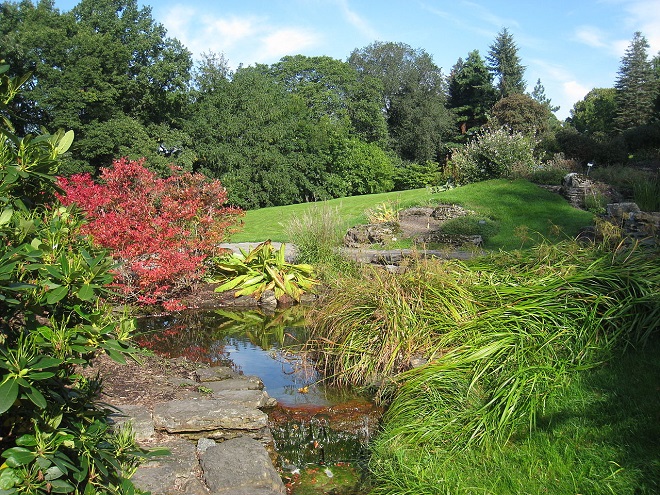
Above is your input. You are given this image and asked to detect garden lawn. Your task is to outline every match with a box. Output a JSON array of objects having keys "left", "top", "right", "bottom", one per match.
[{"left": 230, "top": 179, "right": 594, "bottom": 250}]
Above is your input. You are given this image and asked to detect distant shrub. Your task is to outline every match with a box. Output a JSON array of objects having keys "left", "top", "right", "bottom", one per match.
[
  {"left": 392, "top": 159, "right": 443, "bottom": 190},
  {"left": 514, "top": 153, "right": 577, "bottom": 184},
  {"left": 450, "top": 127, "right": 538, "bottom": 184}
]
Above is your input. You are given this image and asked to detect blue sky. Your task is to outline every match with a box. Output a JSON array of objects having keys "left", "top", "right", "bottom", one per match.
[{"left": 53, "top": 0, "right": 660, "bottom": 120}]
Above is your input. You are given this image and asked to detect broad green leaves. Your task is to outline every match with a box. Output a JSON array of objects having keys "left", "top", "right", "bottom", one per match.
[
  {"left": 212, "top": 240, "right": 317, "bottom": 302},
  {"left": 1, "top": 65, "right": 147, "bottom": 494}
]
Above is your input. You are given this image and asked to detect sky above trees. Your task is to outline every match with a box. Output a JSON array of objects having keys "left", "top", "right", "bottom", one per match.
[{"left": 52, "top": 0, "right": 660, "bottom": 120}]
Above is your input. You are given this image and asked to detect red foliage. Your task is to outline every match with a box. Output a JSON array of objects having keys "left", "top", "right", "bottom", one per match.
[{"left": 57, "top": 158, "right": 243, "bottom": 306}]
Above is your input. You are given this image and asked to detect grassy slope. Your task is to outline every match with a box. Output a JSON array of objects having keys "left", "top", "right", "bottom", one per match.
[{"left": 230, "top": 179, "right": 594, "bottom": 250}]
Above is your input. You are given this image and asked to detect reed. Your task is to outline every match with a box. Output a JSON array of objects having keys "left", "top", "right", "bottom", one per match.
[{"left": 379, "top": 244, "right": 658, "bottom": 449}]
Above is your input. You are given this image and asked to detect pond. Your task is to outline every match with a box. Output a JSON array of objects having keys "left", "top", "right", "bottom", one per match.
[{"left": 136, "top": 307, "right": 381, "bottom": 494}]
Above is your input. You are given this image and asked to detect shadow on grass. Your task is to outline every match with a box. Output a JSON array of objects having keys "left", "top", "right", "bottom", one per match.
[{"left": 535, "top": 336, "right": 660, "bottom": 494}]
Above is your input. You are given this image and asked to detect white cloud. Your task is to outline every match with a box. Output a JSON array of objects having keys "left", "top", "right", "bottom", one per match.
[
  {"left": 621, "top": 0, "right": 660, "bottom": 53},
  {"left": 259, "top": 28, "right": 321, "bottom": 61},
  {"left": 204, "top": 17, "right": 259, "bottom": 46},
  {"left": 563, "top": 80, "right": 590, "bottom": 105},
  {"left": 574, "top": 25, "right": 608, "bottom": 48},
  {"left": 335, "top": 0, "right": 379, "bottom": 40},
  {"left": 158, "top": 4, "right": 321, "bottom": 67}
]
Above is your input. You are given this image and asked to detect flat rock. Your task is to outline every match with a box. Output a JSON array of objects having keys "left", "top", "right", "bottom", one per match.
[
  {"left": 196, "top": 366, "right": 236, "bottom": 382},
  {"left": 153, "top": 399, "right": 268, "bottom": 433},
  {"left": 109, "top": 404, "right": 154, "bottom": 441},
  {"left": 202, "top": 375, "right": 264, "bottom": 392},
  {"left": 210, "top": 389, "right": 277, "bottom": 408},
  {"left": 200, "top": 436, "right": 286, "bottom": 495},
  {"left": 132, "top": 436, "right": 204, "bottom": 495}
]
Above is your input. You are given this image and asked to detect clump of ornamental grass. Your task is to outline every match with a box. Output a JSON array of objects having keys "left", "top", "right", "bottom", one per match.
[
  {"left": 309, "top": 239, "right": 659, "bottom": 453},
  {"left": 368, "top": 337, "right": 660, "bottom": 495},
  {"left": 285, "top": 202, "right": 359, "bottom": 278},
  {"left": 374, "top": 241, "right": 659, "bottom": 456},
  {"left": 307, "top": 256, "right": 479, "bottom": 387},
  {"left": 632, "top": 171, "right": 660, "bottom": 211}
]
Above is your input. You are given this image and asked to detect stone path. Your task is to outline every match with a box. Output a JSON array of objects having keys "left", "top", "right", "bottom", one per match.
[{"left": 110, "top": 366, "right": 286, "bottom": 495}]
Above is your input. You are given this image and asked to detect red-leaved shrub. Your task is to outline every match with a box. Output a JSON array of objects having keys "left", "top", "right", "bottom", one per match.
[{"left": 58, "top": 157, "right": 243, "bottom": 307}]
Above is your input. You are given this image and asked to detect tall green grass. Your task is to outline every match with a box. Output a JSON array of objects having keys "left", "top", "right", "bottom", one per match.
[
  {"left": 368, "top": 337, "right": 660, "bottom": 495},
  {"left": 307, "top": 241, "right": 659, "bottom": 492}
]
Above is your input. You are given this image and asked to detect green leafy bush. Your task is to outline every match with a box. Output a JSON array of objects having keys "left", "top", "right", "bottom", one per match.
[
  {"left": 1, "top": 64, "right": 149, "bottom": 494},
  {"left": 515, "top": 153, "right": 577, "bottom": 185},
  {"left": 450, "top": 126, "right": 538, "bottom": 184},
  {"left": 392, "top": 159, "right": 442, "bottom": 191}
]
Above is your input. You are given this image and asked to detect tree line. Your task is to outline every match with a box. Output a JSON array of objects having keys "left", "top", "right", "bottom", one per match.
[{"left": 2, "top": 0, "right": 659, "bottom": 208}]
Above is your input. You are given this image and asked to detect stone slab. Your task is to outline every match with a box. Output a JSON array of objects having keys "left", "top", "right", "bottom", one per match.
[
  {"left": 202, "top": 375, "right": 264, "bottom": 392},
  {"left": 210, "top": 388, "right": 277, "bottom": 408},
  {"left": 196, "top": 366, "right": 236, "bottom": 382},
  {"left": 153, "top": 399, "right": 268, "bottom": 433},
  {"left": 132, "top": 437, "right": 203, "bottom": 495},
  {"left": 109, "top": 404, "right": 154, "bottom": 441},
  {"left": 200, "top": 436, "right": 286, "bottom": 495}
]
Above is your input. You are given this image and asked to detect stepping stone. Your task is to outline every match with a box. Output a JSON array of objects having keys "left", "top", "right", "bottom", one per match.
[
  {"left": 132, "top": 436, "right": 206, "bottom": 495},
  {"left": 109, "top": 404, "right": 154, "bottom": 441},
  {"left": 200, "top": 436, "right": 286, "bottom": 495},
  {"left": 196, "top": 366, "right": 236, "bottom": 382},
  {"left": 153, "top": 399, "right": 268, "bottom": 434},
  {"left": 210, "top": 389, "right": 277, "bottom": 408},
  {"left": 202, "top": 375, "right": 264, "bottom": 392}
]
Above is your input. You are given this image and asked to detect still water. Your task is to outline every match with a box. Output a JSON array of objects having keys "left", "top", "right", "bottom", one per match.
[{"left": 136, "top": 306, "right": 361, "bottom": 407}]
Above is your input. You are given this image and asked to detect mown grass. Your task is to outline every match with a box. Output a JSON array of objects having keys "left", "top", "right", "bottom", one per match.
[{"left": 230, "top": 179, "right": 593, "bottom": 250}]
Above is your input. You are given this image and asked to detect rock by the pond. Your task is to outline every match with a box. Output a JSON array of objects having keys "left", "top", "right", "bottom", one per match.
[
  {"left": 203, "top": 374, "right": 264, "bottom": 391},
  {"left": 200, "top": 436, "right": 286, "bottom": 495},
  {"left": 109, "top": 404, "right": 154, "bottom": 441},
  {"left": 210, "top": 388, "right": 278, "bottom": 408},
  {"left": 111, "top": 359, "right": 288, "bottom": 495},
  {"left": 132, "top": 436, "right": 207, "bottom": 495},
  {"left": 153, "top": 399, "right": 268, "bottom": 437},
  {"left": 196, "top": 366, "right": 236, "bottom": 382}
]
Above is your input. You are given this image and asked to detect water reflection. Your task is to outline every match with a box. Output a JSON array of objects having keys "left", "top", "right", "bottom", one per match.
[{"left": 137, "top": 307, "right": 349, "bottom": 407}]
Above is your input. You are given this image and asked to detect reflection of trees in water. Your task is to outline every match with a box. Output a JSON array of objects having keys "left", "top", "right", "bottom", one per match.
[{"left": 136, "top": 306, "right": 309, "bottom": 363}]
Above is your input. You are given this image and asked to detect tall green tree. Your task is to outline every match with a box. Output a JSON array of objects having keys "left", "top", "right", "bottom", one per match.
[
  {"left": 269, "top": 54, "right": 388, "bottom": 145},
  {"left": 0, "top": 0, "right": 72, "bottom": 135},
  {"left": 0, "top": 0, "right": 193, "bottom": 173},
  {"left": 653, "top": 52, "right": 660, "bottom": 120},
  {"left": 490, "top": 92, "right": 551, "bottom": 136},
  {"left": 348, "top": 41, "right": 454, "bottom": 163},
  {"left": 487, "top": 27, "right": 526, "bottom": 98},
  {"left": 448, "top": 50, "right": 497, "bottom": 134},
  {"left": 568, "top": 88, "right": 617, "bottom": 135},
  {"left": 614, "top": 32, "right": 655, "bottom": 131}
]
